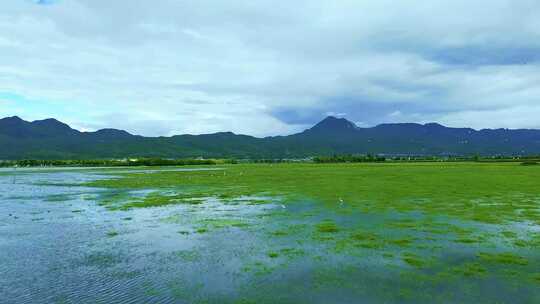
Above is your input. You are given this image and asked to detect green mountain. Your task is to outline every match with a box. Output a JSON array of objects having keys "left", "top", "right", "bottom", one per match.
[{"left": 1, "top": 115, "right": 540, "bottom": 159}]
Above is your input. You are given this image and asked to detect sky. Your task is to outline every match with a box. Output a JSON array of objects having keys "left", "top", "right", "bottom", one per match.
[{"left": 1, "top": 0, "right": 540, "bottom": 136}]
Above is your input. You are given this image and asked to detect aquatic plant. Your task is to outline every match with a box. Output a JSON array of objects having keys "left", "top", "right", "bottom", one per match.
[
  {"left": 451, "top": 263, "right": 487, "bottom": 277},
  {"left": 88, "top": 162, "right": 540, "bottom": 227},
  {"left": 80, "top": 162, "right": 540, "bottom": 299},
  {"left": 106, "top": 230, "right": 119, "bottom": 237},
  {"left": 196, "top": 227, "right": 208, "bottom": 233},
  {"left": 477, "top": 252, "right": 528, "bottom": 266},
  {"left": 198, "top": 218, "right": 249, "bottom": 229},
  {"left": 316, "top": 220, "right": 339, "bottom": 233},
  {"left": 267, "top": 252, "right": 279, "bottom": 258},
  {"left": 402, "top": 252, "right": 428, "bottom": 268}
]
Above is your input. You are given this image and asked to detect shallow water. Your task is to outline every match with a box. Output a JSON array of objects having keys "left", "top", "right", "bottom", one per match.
[{"left": 1, "top": 168, "right": 539, "bottom": 303}]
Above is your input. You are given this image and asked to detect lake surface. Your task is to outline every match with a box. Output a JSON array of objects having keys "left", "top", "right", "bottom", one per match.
[
  {"left": 1, "top": 168, "right": 539, "bottom": 303},
  {"left": 1, "top": 169, "right": 278, "bottom": 303}
]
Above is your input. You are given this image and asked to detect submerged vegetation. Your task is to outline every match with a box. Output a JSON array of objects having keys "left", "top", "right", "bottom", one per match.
[
  {"left": 88, "top": 162, "right": 540, "bottom": 226},
  {"left": 477, "top": 252, "right": 529, "bottom": 266},
  {"left": 106, "top": 230, "right": 119, "bottom": 237},
  {"left": 9, "top": 162, "right": 537, "bottom": 302},
  {"left": 86, "top": 163, "right": 540, "bottom": 276},
  {"left": 315, "top": 221, "right": 340, "bottom": 233}
]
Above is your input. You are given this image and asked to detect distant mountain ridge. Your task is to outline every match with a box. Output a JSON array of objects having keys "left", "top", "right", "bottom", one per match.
[{"left": 1, "top": 115, "right": 540, "bottom": 159}]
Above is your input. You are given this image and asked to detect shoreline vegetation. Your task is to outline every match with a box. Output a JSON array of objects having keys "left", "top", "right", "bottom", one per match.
[{"left": 0, "top": 155, "right": 538, "bottom": 168}]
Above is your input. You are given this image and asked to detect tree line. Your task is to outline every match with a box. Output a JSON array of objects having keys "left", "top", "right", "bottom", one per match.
[
  {"left": 1, "top": 155, "right": 539, "bottom": 167},
  {"left": 313, "top": 154, "right": 540, "bottom": 163},
  {"left": 0, "top": 158, "right": 230, "bottom": 168},
  {"left": 313, "top": 154, "right": 386, "bottom": 163}
]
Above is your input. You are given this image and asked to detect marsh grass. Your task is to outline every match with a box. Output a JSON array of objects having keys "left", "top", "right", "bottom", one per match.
[
  {"left": 477, "top": 252, "right": 528, "bottom": 266},
  {"left": 501, "top": 230, "right": 517, "bottom": 238},
  {"left": 347, "top": 230, "right": 385, "bottom": 249},
  {"left": 279, "top": 248, "right": 305, "bottom": 259},
  {"left": 451, "top": 263, "right": 487, "bottom": 277},
  {"left": 87, "top": 163, "right": 540, "bottom": 227},
  {"left": 315, "top": 221, "right": 339, "bottom": 233},
  {"left": 269, "top": 224, "right": 308, "bottom": 237},
  {"left": 242, "top": 261, "right": 276, "bottom": 277},
  {"left": 267, "top": 252, "right": 279, "bottom": 258},
  {"left": 389, "top": 238, "right": 415, "bottom": 247},
  {"left": 117, "top": 192, "right": 207, "bottom": 210},
  {"left": 402, "top": 252, "right": 429, "bottom": 268},
  {"left": 196, "top": 227, "right": 208, "bottom": 234},
  {"left": 83, "top": 163, "right": 540, "bottom": 293},
  {"left": 454, "top": 235, "right": 487, "bottom": 244},
  {"left": 188, "top": 218, "right": 251, "bottom": 234}
]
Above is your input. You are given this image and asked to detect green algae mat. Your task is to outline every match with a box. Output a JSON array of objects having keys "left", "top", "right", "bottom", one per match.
[{"left": 84, "top": 162, "right": 540, "bottom": 303}]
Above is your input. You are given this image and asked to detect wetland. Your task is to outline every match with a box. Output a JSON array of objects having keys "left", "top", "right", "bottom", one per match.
[{"left": 1, "top": 163, "right": 540, "bottom": 303}]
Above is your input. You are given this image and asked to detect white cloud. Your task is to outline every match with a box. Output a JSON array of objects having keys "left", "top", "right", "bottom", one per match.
[
  {"left": 438, "top": 105, "right": 540, "bottom": 130},
  {"left": 0, "top": 0, "right": 539, "bottom": 135}
]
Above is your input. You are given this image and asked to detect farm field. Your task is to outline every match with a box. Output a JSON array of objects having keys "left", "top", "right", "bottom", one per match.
[{"left": 1, "top": 163, "right": 540, "bottom": 303}]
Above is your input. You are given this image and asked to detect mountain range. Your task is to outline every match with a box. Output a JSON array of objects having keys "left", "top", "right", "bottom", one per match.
[{"left": 1, "top": 115, "right": 540, "bottom": 159}]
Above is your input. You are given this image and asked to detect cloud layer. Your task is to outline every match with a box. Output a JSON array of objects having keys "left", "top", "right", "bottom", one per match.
[{"left": 1, "top": 0, "right": 540, "bottom": 136}]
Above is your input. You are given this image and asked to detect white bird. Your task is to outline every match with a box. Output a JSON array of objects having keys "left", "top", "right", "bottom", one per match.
[
  {"left": 339, "top": 198, "right": 344, "bottom": 206},
  {"left": 281, "top": 204, "right": 286, "bottom": 209}
]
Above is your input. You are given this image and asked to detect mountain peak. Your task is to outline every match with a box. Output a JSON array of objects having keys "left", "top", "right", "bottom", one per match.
[
  {"left": 36, "top": 118, "right": 62, "bottom": 123},
  {"left": 92, "top": 128, "right": 132, "bottom": 138},
  {"left": 1, "top": 115, "right": 24, "bottom": 121},
  {"left": 0, "top": 116, "right": 26, "bottom": 126},
  {"left": 0, "top": 116, "right": 32, "bottom": 137},
  {"left": 308, "top": 116, "right": 358, "bottom": 133},
  {"left": 31, "top": 118, "right": 77, "bottom": 133},
  {"left": 424, "top": 122, "right": 445, "bottom": 128},
  {"left": 32, "top": 117, "right": 68, "bottom": 125}
]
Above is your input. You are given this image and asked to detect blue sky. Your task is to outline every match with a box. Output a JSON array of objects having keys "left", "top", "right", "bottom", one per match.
[
  {"left": 1, "top": 0, "right": 540, "bottom": 136},
  {"left": 34, "top": 0, "right": 57, "bottom": 5}
]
